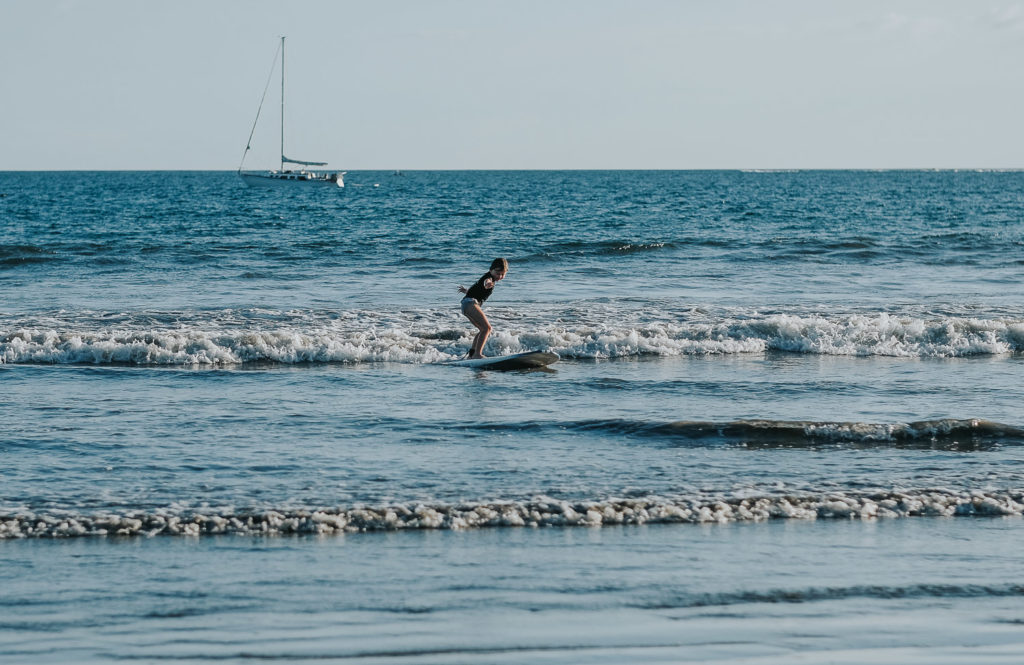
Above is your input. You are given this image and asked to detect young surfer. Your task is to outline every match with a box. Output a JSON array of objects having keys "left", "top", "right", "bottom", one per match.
[{"left": 458, "top": 258, "right": 509, "bottom": 359}]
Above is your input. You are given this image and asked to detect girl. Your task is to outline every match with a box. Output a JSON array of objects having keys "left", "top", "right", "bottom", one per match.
[{"left": 457, "top": 258, "right": 509, "bottom": 359}]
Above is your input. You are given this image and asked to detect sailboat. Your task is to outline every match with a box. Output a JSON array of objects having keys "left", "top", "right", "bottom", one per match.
[{"left": 238, "top": 37, "right": 345, "bottom": 188}]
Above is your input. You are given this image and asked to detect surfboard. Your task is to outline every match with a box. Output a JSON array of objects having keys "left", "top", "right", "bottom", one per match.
[{"left": 448, "top": 350, "right": 559, "bottom": 370}]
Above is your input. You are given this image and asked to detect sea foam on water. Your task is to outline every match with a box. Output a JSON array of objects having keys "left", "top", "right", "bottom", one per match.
[
  {"left": 2, "top": 309, "right": 1022, "bottom": 365},
  {"left": 3, "top": 489, "right": 1022, "bottom": 539}
]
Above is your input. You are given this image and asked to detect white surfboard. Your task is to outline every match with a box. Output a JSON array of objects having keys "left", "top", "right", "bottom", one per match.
[{"left": 448, "top": 350, "right": 559, "bottom": 370}]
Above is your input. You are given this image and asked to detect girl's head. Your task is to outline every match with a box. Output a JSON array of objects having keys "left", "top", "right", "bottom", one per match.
[{"left": 489, "top": 258, "right": 508, "bottom": 280}]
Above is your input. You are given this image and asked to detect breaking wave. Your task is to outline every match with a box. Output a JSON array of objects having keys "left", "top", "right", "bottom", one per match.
[
  {"left": 481, "top": 418, "right": 1024, "bottom": 448},
  {"left": 3, "top": 488, "right": 1023, "bottom": 539},
  {"left": 2, "top": 308, "right": 1023, "bottom": 365}
]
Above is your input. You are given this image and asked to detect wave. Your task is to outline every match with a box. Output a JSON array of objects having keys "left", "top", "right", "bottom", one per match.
[
  {"left": 492, "top": 418, "right": 1024, "bottom": 448},
  {"left": 2, "top": 309, "right": 1023, "bottom": 365},
  {"left": 0, "top": 328, "right": 452, "bottom": 365},
  {"left": 517, "top": 240, "right": 677, "bottom": 262},
  {"left": 3, "top": 488, "right": 1023, "bottom": 539},
  {"left": 0, "top": 244, "right": 56, "bottom": 267},
  {"left": 642, "top": 582, "right": 1024, "bottom": 609}
]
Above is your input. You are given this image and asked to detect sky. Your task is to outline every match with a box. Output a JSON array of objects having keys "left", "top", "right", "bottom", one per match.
[{"left": 2, "top": 0, "right": 1023, "bottom": 170}]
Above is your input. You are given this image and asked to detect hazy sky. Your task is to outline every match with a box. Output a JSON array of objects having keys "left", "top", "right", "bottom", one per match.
[{"left": 2, "top": 0, "right": 1023, "bottom": 170}]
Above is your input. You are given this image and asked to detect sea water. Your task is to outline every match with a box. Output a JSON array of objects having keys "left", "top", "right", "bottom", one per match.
[{"left": 1, "top": 170, "right": 1023, "bottom": 662}]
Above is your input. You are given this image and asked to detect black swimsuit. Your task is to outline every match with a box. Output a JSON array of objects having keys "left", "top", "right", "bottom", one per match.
[{"left": 464, "top": 272, "right": 495, "bottom": 304}]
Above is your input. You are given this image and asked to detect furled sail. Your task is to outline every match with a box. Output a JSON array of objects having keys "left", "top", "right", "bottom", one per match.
[{"left": 282, "top": 156, "right": 328, "bottom": 166}]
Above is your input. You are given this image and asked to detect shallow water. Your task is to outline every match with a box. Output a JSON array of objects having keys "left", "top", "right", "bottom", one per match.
[
  {"left": 2, "top": 518, "right": 1023, "bottom": 663},
  {"left": 2, "top": 170, "right": 1023, "bottom": 660}
]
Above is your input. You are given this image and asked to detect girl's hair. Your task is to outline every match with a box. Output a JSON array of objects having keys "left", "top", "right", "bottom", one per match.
[{"left": 490, "top": 257, "right": 509, "bottom": 272}]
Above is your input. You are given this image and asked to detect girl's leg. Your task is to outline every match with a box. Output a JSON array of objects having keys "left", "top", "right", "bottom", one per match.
[{"left": 462, "top": 302, "right": 492, "bottom": 358}]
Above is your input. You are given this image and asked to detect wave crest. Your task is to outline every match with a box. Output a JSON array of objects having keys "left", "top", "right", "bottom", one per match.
[
  {"left": 545, "top": 418, "right": 1024, "bottom": 448},
  {"left": 2, "top": 309, "right": 1022, "bottom": 365},
  {"left": 4, "top": 488, "right": 1023, "bottom": 539}
]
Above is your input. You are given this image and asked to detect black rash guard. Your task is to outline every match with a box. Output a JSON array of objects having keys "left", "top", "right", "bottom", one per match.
[{"left": 465, "top": 272, "right": 495, "bottom": 303}]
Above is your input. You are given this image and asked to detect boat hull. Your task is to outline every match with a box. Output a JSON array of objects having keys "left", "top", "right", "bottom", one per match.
[{"left": 239, "top": 171, "right": 345, "bottom": 188}]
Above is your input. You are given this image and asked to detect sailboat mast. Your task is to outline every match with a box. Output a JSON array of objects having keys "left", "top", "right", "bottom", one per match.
[{"left": 280, "top": 36, "right": 285, "bottom": 172}]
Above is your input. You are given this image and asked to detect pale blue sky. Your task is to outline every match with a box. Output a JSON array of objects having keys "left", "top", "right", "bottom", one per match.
[{"left": 2, "top": 0, "right": 1023, "bottom": 170}]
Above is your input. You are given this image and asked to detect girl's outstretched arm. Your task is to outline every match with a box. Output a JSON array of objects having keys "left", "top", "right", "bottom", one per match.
[{"left": 457, "top": 285, "right": 468, "bottom": 294}]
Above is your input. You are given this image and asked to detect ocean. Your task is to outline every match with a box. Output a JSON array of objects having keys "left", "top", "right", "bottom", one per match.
[{"left": 1, "top": 170, "right": 1023, "bottom": 663}]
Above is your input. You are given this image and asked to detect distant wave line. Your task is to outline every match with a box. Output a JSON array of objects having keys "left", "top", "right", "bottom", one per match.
[{"left": 640, "top": 582, "right": 1024, "bottom": 610}]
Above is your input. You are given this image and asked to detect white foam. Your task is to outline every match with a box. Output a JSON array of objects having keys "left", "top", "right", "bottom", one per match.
[
  {"left": 1, "top": 308, "right": 1022, "bottom": 365},
  {"left": 3, "top": 488, "right": 1022, "bottom": 539},
  {"left": 495, "top": 312, "right": 1024, "bottom": 359}
]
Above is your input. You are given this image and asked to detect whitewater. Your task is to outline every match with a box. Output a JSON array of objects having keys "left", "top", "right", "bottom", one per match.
[{"left": 3, "top": 306, "right": 1023, "bottom": 365}]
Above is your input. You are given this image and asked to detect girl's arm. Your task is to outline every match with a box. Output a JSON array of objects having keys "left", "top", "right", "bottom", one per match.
[
  {"left": 483, "top": 278, "right": 494, "bottom": 289},
  {"left": 458, "top": 285, "right": 468, "bottom": 294}
]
